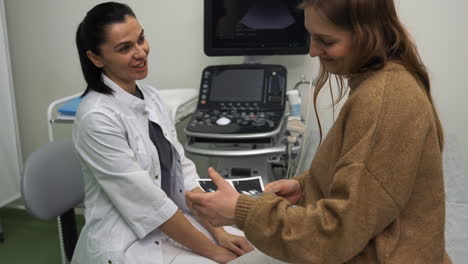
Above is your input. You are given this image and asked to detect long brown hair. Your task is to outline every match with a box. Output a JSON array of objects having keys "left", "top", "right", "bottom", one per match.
[{"left": 302, "top": 0, "right": 444, "bottom": 150}]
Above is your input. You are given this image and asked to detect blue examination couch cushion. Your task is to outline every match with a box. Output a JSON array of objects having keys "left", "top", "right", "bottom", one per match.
[{"left": 57, "top": 97, "right": 82, "bottom": 116}]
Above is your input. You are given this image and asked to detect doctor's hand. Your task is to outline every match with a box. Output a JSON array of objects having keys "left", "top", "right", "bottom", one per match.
[
  {"left": 215, "top": 231, "right": 253, "bottom": 256},
  {"left": 264, "top": 179, "right": 302, "bottom": 205},
  {"left": 186, "top": 167, "right": 239, "bottom": 227}
]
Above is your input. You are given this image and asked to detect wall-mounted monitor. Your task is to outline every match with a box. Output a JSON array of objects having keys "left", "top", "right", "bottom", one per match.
[{"left": 204, "top": 0, "right": 309, "bottom": 56}]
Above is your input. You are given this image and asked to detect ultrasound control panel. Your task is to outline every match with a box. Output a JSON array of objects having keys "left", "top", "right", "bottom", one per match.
[{"left": 185, "top": 64, "right": 286, "bottom": 138}]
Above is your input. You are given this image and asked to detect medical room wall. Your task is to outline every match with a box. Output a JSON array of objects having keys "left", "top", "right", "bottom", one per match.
[
  {"left": 397, "top": 0, "right": 468, "bottom": 172},
  {"left": 4, "top": 0, "right": 468, "bottom": 172},
  {"left": 0, "top": 0, "right": 21, "bottom": 207},
  {"left": 3, "top": 0, "right": 314, "bottom": 167}
]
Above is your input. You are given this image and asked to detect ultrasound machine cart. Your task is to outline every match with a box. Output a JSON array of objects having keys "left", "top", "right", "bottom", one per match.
[{"left": 184, "top": 64, "right": 301, "bottom": 183}]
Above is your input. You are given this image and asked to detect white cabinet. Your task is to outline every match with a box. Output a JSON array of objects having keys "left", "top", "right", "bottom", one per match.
[{"left": 0, "top": 0, "right": 21, "bottom": 207}]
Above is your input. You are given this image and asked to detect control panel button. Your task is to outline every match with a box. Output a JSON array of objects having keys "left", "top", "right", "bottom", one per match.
[
  {"left": 195, "top": 111, "right": 204, "bottom": 119},
  {"left": 266, "top": 119, "right": 275, "bottom": 128},
  {"left": 252, "top": 119, "right": 266, "bottom": 126},
  {"left": 216, "top": 117, "right": 231, "bottom": 126}
]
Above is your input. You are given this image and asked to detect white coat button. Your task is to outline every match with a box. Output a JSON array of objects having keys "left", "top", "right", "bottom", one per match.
[
  {"left": 154, "top": 175, "right": 159, "bottom": 180},
  {"left": 154, "top": 240, "right": 160, "bottom": 245}
]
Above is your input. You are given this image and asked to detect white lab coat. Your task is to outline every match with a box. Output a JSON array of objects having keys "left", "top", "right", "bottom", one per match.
[{"left": 71, "top": 74, "right": 201, "bottom": 264}]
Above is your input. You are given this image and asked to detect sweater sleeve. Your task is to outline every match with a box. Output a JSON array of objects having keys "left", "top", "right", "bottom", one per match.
[
  {"left": 293, "top": 169, "right": 309, "bottom": 192},
  {"left": 235, "top": 163, "right": 399, "bottom": 263},
  {"left": 234, "top": 69, "right": 437, "bottom": 263}
]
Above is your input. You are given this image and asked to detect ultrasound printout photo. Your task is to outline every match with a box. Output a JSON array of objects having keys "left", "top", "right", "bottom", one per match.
[
  {"left": 231, "top": 177, "right": 264, "bottom": 195},
  {"left": 197, "top": 179, "right": 218, "bottom": 192},
  {"left": 197, "top": 176, "right": 264, "bottom": 196}
]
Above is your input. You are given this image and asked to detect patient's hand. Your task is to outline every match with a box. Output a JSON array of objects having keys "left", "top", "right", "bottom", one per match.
[
  {"left": 265, "top": 179, "right": 302, "bottom": 204},
  {"left": 215, "top": 231, "right": 253, "bottom": 256}
]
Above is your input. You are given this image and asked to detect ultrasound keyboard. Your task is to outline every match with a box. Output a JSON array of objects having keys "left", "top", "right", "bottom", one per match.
[{"left": 185, "top": 64, "right": 286, "bottom": 139}]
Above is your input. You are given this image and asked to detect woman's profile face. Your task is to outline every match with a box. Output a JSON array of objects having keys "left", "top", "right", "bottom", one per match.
[
  {"left": 305, "top": 6, "right": 353, "bottom": 75},
  {"left": 88, "top": 15, "right": 150, "bottom": 90}
]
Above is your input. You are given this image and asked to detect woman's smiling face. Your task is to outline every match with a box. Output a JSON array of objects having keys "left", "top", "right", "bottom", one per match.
[
  {"left": 305, "top": 6, "right": 354, "bottom": 75},
  {"left": 87, "top": 15, "right": 149, "bottom": 91}
]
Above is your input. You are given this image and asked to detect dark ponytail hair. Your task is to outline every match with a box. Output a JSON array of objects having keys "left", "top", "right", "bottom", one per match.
[{"left": 76, "top": 2, "right": 136, "bottom": 96}]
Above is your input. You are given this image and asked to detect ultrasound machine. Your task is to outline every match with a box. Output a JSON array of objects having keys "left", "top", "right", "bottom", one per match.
[{"left": 184, "top": 0, "right": 309, "bottom": 183}]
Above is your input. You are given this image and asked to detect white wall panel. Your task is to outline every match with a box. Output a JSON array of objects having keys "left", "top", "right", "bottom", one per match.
[{"left": 0, "top": 0, "right": 21, "bottom": 207}]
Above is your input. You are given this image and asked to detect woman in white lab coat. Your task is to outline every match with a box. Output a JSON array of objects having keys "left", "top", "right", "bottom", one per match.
[{"left": 71, "top": 2, "right": 252, "bottom": 264}]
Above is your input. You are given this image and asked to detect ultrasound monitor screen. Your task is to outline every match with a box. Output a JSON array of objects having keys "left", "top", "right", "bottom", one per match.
[
  {"left": 209, "top": 69, "right": 264, "bottom": 102},
  {"left": 205, "top": 0, "right": 308, "bottom": 56}
]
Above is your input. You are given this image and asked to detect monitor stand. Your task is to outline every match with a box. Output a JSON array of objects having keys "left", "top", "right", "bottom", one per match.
[{"left": 243, "top": 56, "right": 266, "bottom": 64}]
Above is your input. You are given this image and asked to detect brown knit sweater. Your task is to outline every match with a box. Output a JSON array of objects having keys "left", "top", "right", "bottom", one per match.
[{"left": 235, "top": 62, "right": 451, "bottom": 263}]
